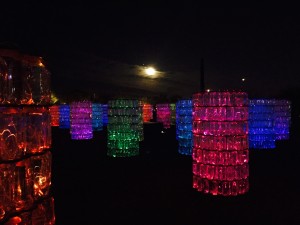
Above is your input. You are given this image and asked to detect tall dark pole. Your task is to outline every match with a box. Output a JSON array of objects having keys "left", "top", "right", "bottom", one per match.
[{"left": 200, "top": 58, "right": 205, "bottom": 92}]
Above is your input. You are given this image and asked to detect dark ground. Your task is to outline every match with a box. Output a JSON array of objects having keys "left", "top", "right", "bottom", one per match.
[{"left": 50, "top": 118, "right": 300, "bottom": 225}]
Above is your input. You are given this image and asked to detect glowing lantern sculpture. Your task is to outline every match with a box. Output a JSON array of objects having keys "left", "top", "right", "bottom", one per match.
[
  {"left": 156, "top": 103, "right": 171, "bottom": 129},
  {"left": 142, "top": 103, "right": 153, "bottom": 122},
  {"left": 92, "top": 103, "right": 103, "bottom": 131},
  {"left": 107, "top": 99, "right": 141, "bottom": 157},
  {"left": 0, "top": 48, "right": 55, "bottom": 223},
  {"left": 59, "top": 104, "right": 70, "bottom": 129},
  {"left": 249, "top": 99, "right": 276, "bottom": 149},
  {"left": 49, "top": 105, "right": 59, "bottom": 127},
  {"left": 170, "top": 103, "right": 176, "bottom": 125},
  {"left": 274, "top": 100, "right": 291, "bottom": 140},
  {"left": 70, "top": 101, "right": 93, "bottom": 140},
  {"left": 102, "top": 104, "right": 108, "bottom": 126},
  {"left": 176, "top": 99, "right": 193, "bottom": 155},
  {"left": 192, "top": 91, "right": 249, "bottom": 196}
]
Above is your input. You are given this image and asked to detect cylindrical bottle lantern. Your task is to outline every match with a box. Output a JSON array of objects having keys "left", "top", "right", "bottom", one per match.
[
  {"left": 0, "top": 107, "right": 25, "bottom": 161},
  {"left": 176, "top": 99, "right": 193, "bottom": 155},
  {"left": 23, "top": 106, "right": 52, "bottom": 154},
  {"left": 107, "top": 99, "right": 141, "bottom": 157},
  {"left": 59, "top": 104, "right": 70, "bottom": 129},
  {"left": 192, "top": 91, "right": 249, "bottom": 196},
  {"left": 102, "top": 104, "right": 108, "bottom": 126},
  {"left": 92, "top": 103, "right": 103, "bottom": 131},
  {"left": 249, "top": 99, "right": 276, "bottom": 149},
  {"left": 142, "top": 103, "right": 153, "bottom": 122},
  {"left": 70, "top": 101, "right": 93, "bottom": 140},
  {"left": 0, "top": 50, "right": 22, "bottom": 105},
  {"left": 49, "top": 105, "right": 59, "bottom": 127},
  {"left": 170, "top": 103, "right": 176, "bottom": 125},
  {"left": 156, "top": 103, "right": 171, "bottom": 129},
  {"left": 21, "top": 56, "right": 51, "bottom": 105},
  {"left": 274, "top": 100, "right": 291, "bottom": 140},
  {"left": 31, "top": 151, "right": 52, "bottom": 200}
]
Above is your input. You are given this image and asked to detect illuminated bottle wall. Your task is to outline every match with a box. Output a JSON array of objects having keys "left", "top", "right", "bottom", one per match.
[
  {"left": 176, "top": 99, "right": 193, "bottom": 155},
  {"left": 70, "top": 101, "right": 93, "bottom": 140},
  {"left": 192, "top": 91, "right": 249, "bottom": 196},
  {"left": 59, "top": 104, "right": 70, "bottom": 129},
  {"left": 274, "top": 100, "right": 291, "bottom": 140},
  {"left": 92, "top": 103, "right": 103, "bottom": 131},
  {"left": 249, "top": 99, "right": 276, "bottom": 149},
  {"left": 107, "top": 99, "right": 142, "bottom": 157},
  {"left": 156, "top": 103, "right": 171, "bottom": 129},
  {"left": 0, "top": 48, "right": 55, "bottom": 224}
]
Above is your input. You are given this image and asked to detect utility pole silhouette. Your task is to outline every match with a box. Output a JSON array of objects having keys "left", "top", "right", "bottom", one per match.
[{"left": 200, "top": 58, "right": 205, "bottom": 92}]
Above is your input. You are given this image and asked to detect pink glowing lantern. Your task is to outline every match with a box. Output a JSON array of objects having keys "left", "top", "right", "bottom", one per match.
[
  {"left": 70, "top": 101, "right": 93, "bottom": 140},
  {"left": 156, "top": 103, "right": 171, "bottom": 129},
  {"left": 192, "top": 91, "right": 249, "bottom": 196}
]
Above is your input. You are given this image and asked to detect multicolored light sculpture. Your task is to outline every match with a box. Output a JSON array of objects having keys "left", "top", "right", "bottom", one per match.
[
  {"left": 176, "top": 99, "right": 193, "bottom": 155},
  {"left": 274, "top": 99, "right": 291, "bottom": 140},
  {"left": 156, "top": 103, "right": 171, "bottom": 129},
  {"left": 92, "top": 103, "right": 103, "bottom": 131},
  {"left": 107, "top": 99, "right": 142, "bottom": 157},
  {"left": 70, "top": 101, "right": 93, "bottom": 140},
  {"left": 142, "top": 103, "right": 153, "bottom": 122},
  {"left": 249, "top": 99, "right": 276, "bottom": 149},
  {"left": 59, "top": 104, "right": 70, "bottom": 129},
  {"left": 192, "top": 91, "right": 249, "bottom": 196}
]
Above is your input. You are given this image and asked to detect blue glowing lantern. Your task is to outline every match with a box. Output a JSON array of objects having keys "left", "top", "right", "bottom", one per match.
[
  {"left": 59, "top": 104, "right": 70, "bottom": 129},
  {"left": 102, "top": 104, "right": 108, "bottom": 126},
  {"left": 92, "top": 103, "right": 103, "bottom": 131},
  {"left": 176, "top": 99, "right": 193, "bottom": 155},
  {"left": 274, "top": 100, "right": 291, "bottom": 140},
  {"left": 249, "top": 99, "right": 276, "bottom": 149}
]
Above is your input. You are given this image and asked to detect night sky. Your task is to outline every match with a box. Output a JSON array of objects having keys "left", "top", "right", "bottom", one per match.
[{"left": 1, "top": 4, "right": 300, "bottom": 101}]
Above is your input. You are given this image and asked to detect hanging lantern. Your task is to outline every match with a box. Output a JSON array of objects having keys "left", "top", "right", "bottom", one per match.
[
  {"left": 274, "top": 99, "right": 291, "bottom": 140},
  {"left": 59, "top": 104, "right": 70, "bottom": 129},
  {"left": 92, "top": 103, "right": 103, "bottom": 131},
  {"left": 156, "top": 103, "right": 171, "bottom": 129},
  {"left": 49, "top": 105, "right": 59, "bottom": 127},
  {"left": 102, "top": 104, "right": 108, "bottom": 126},
  {"left": 249, "top": 99, "right": 276, "bottom": 149},
  {"left": 70, "top": 101, "right": 93, "bottom": 140},
  {"left": 107, "top": 99, "right": 141, "bottom": 157},
  {"left": 142, "top": 103, "right": 153, "bottom": 122},
  {"left": 192, "top": 91, "right": 249, "bottom": 196},
  {"left": 176, "top": 99, "right": 193, "bottom": 155}
]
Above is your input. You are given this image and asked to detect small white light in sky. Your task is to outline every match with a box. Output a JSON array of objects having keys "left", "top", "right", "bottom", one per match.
[
  {"left": 242, "top": 78, "right": 245, "bottom": 82},
  {"left": 145, "top": 67, "right": 156, "bottom": 76},
  {"left": 206, "top": 89, "right": 210, "bottom": 92}
]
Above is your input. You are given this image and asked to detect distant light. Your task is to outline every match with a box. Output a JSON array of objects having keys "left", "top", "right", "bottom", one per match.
[
  {"left": 206, "top": 89, "right": 210, "bottom": 92},
  {"left": 145, "top": 67, "right": 156, "bottom": 76},
  {"left": 242, "top": 78, "right": 245, "bottom": 82}
]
